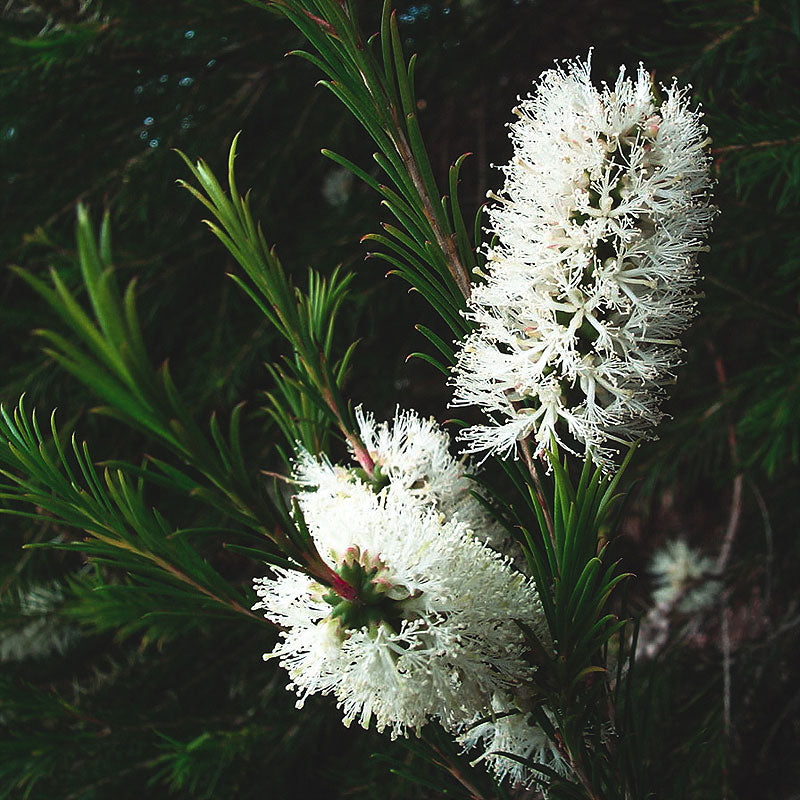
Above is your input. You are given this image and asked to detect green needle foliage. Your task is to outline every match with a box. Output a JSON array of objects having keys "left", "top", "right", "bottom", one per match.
[
  {"left": 0, "top": 397, "right": 263, "bottom": 635},
  {"left": 475, "top": 450, "right": 640, "bottom": 800},
  {"left": 262, "top": 0, "right": 477, "bottom": 337},
  {"left": 11, "top": 207, "right": 372, "bottom": 587},
  {"left": 178, "top": 136, "right": 363, "bottom": 463},
  {"left": 13, "top": 209, "right": 280, "bottom": 527}
]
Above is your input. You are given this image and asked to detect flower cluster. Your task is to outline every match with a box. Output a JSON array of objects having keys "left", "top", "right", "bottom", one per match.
[
  {"left": 296, "top": 407, "right": 506, "bottom": 548},
  {"left": 253, "top": 409, "right": 546, "bottom": 739},
  {"left": 355, "top": 406, "right": 488, "bottom": 531},
  {"left": 458, "top": 692, "right": 569, "bottom": 786},
  {"left": 650, "top": 539, "right": 720, "bottom": 612},
  {"left": 451, "top": 55, "right": 714, "bottom": 468}
]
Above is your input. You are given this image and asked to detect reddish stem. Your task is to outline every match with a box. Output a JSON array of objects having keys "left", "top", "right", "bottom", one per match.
[
  {"left": 331, "top": 572, "right": 359, "bottom": 601},
  {"left": 349, "top": 437, "right": 376, "bottom": 476},
  {"left": 301, "top": 9, "right": 338, "bottom": 36}
]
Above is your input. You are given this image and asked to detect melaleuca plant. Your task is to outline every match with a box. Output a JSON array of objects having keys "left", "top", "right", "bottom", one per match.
[{"left": 0, "top": 2, "right": 722, "bottom": 799}]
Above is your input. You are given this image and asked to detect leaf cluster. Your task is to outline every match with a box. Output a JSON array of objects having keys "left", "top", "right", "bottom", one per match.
[
  {"left": 178, "top": 136, "right": 361, "bottom": 462},
  {"left": 260, "top": 0, "right": 478, "bottom": 351}
]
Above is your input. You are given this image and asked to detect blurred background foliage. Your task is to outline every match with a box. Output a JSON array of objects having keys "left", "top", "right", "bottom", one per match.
[{"left": 1, "top": 0, "right": 799, "bottom": 797}]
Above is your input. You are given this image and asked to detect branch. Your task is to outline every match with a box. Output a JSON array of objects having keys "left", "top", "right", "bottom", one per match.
[
  {"left": 393, "top": 131, "right": 472, "bottom": 299},
  {"left": 713, "top": 133, "right": 800, "bottom": 154}
]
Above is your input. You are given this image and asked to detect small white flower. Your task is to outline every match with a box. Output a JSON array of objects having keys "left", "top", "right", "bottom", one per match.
[
  {"left": 451, "top": 54, "right": 714, "bottom": 469},
  {"left": 253, "top": 467, "right": 546, "bottom": 739},
  {"left": 650, "top": 539, "right": 720, "bottom": 612},
  {"left": 459, "top": 693, "right": 569, "bottom": 787},
  {"left": 297, "top": 406, "right": 507, "bottom": 549},
  {"left": 356, "top": 406, "right": 470, "bottom": 511}
]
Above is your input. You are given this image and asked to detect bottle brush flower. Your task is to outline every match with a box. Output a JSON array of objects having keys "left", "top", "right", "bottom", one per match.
[
  {"left": 451, "top": 55, "right": 715, "bottom": 468},
  {"left": 253, "top": 410, "right": 547, "bottom": 739}
]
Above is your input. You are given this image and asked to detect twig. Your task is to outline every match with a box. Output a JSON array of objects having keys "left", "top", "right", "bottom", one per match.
[
  {"left": 320, "top": 382, "right": 375, "bottom": 477},
  {"left": 716, "top": 473, "right": 743, "bottom": 573},
  {"left": 393, "top": 132, "right": 472, "bottom": 300},
  {"left": 335, "top": 3, "right": 473, "bottom": 300},
  {"left": 713, "top": 133, "right": 800, "bottom": 154},
  {"left": 88, "top": 529, "right": 268, "bottom": 625},
  {"left": 705, "top": 276, "right": 797, "bottom": 324},
  {"left": 711, "top": 349, "right": 742, "bottom": 573},
  {"left": 64, "top": 757, "right": 163, "bottom": 800},
  {"left": 552, "top": 734, "right": 603, "bottom": 800},
  {"left": 428, "top": 742, "right": 488, "bottom": 800},
  {"left": 707, "top": 343, "right": 743, "bottom": 797},
  {"left": 701, "top": 4, "right": 759, "bottom": 56},
  {"left": 748, "top": 479, "right": 774, "bottom": 605},
  {"left": 720, "top": 604, "right": 732, "bottom": 800}
]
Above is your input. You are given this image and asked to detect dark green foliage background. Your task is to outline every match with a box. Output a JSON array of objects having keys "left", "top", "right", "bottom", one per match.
[{"left": 1, "top": 0, "right": 798, "bottom": 797}]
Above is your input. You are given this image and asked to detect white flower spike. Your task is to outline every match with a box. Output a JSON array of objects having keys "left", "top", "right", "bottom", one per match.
[
  {"left": 452, "top": 54, "right": 714, "bottom": 469},
  {"left": 254, "top": 481, "right": 544, "bottom": 739},
  {"left": 253, "top": 409, "right": 547, "bottom": 739}
]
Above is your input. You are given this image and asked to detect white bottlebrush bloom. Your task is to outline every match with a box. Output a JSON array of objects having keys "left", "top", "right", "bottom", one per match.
[
  {"left": 650, "top": 539, "right": 720, "bottom": 612},
  {"left": 452, "top": 54, "right": 714, "bottom": 469},
  {"left": 459, "top": 693, "right": 569, "bottom": 787},
  {"left": 253, "top": 471, "right": 545, "bottom": 739},
  {"left": 296, "top": 406, "right": 506, "bottom": 548}
]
